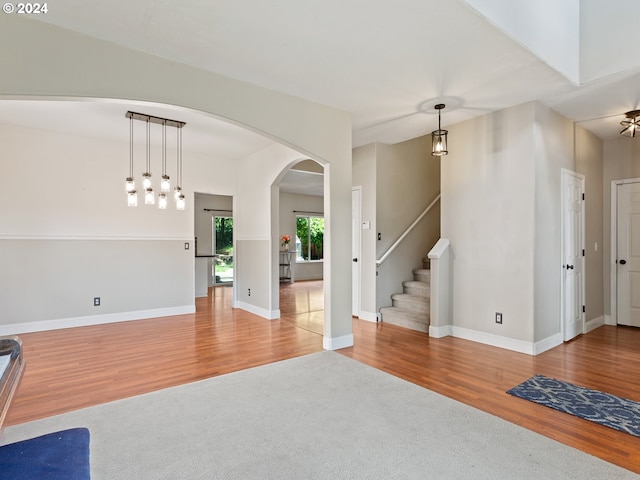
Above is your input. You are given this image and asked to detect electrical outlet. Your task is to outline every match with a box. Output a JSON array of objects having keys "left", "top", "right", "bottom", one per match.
[
  {"left": 94, "top": 297, "right": 101, "bottom": 307},
  {"left": 495, "top": 312, "right": 502, "bottom": 324},
  {"left": 184, "top": 242, "right": 190, "bottom": 250},
  {"left": 248, "top": 288, "right": 251, "bottom": 297}
]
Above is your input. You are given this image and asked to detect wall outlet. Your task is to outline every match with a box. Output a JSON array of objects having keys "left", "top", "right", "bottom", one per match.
[
  {"left": 94, "top": 297, "right": 101, "bottom": 307},
  {"left": 248, "top": 288, "right": 251, "bottom": 297},
  {"left": 184, "top": 242, "right": 190, "bottom": 250},
  {"left": 495, "top": 312, "right": 502, "bottom": 324}
]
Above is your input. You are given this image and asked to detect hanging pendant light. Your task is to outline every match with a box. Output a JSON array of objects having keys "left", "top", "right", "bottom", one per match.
[
  {"left": 160, "top": 120, "right": 171, "bottom": 194},
  {"left": 125, "top": 111, "right": 185, "bottom": 211},
  {"left": 174, "top": 125, "right": 185, "bottom": 210},
  {"left": 431, "top": 104, "right": 448, "bottom": 156},
  {"left": 620, "top": 110, "right": 640, "bottom": 137},
  {"left": 126, "top": 114, "right": 138, "bottom": 207},
  {"left": 143, "top": 117, "right": 155, "bottom": 204}
]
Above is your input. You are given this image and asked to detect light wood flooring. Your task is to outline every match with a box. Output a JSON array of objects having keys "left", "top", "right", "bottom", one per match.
[{"left": 6, "top": 280, "right": 640, "bottom": 474}]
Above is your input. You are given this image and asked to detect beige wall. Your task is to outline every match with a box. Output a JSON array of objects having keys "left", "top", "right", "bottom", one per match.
[
  {"left": 376, "top": 136, "right": 441, "bottom": 311},
  {"left": 352, "top": 143, "right": 378, "bottom": 320},
  {"left": 0, "top": 15, "right": 353, "bottom": 346},
  {"left": 443, "top": 102, "right": 536, "bottom": 344},
  {"left": 575, "top": 126, "right": 604, "bottom": 323},
  {"left": 602, "top": 137, "right": 640, "bottom": 320},
  {"left": 442, "top": 102, "right": 604, "bottom": 353}
]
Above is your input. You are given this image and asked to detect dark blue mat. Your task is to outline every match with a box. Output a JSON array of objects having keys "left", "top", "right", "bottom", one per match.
[
  {"left": 507, "top": 375, "right": 640, "bottom": 437},
  {"left": 0, "top": 428, "right": 90, "bottom": 479}
]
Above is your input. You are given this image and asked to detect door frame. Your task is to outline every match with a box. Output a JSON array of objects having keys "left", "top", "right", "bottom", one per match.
[
  {"left": 560, "top": 168, "right": 585, "bottom": 341},
  {"left": 609, "top": 177, "right": 640, "bottom": 325},
  {"left": 352, "top": 186, "right": 362, "bottom": 317}
]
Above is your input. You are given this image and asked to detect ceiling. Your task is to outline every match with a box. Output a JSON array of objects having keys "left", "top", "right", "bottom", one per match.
[{"left": 5, "top": 1, "right": 640, "bottom": 194}]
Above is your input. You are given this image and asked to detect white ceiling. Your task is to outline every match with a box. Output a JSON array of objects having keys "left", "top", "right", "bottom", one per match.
[{"left": 6, "top": 1, "right": 640, "bottom": 193}]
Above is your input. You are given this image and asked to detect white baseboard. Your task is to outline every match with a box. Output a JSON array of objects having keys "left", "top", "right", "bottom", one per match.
[
  {"left": 604, "top": 314, "right": 615, "bottom": 326},
  {"left": 323, "top": 334, "right": 354, "bottom": 350},
  {"left": 357, "top": 311, "right": 379, "bottom": 323},
  {"left": 586, "top": 315, "right": 605, "bottom": 333},
  {"left": 429, "top": 324, "right": 453, "bottom": 338},
  {"left": 533, "top": 333, "right": 563, "bottom": 355},
  {"left": 0, "top": 305, "right": 196, "bottom": 336},
  {"left": 449, "top": 326, "right": 562, "bottom": 356},
  {"left": 236, "top": 301, "right": 280, "bottom": 320}
]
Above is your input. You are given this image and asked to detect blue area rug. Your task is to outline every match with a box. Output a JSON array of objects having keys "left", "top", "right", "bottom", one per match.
[
  {"left": 507, "top": 375, "right": 640, "bottom": 437},
  {"left": 0, "top": 427, "right": 90, "bottom": 479}
]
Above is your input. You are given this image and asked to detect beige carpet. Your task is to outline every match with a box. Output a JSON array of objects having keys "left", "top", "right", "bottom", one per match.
[{"left": 3, "top": 351, "right": 638, "bottom": 479}]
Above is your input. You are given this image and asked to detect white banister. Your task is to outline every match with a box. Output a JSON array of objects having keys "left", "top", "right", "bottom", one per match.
[{"left": 376, "top": 194, "right": 440, "bottom": 267}]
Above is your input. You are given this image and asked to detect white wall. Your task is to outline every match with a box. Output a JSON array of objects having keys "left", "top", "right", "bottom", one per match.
[{"left": 464, "top": 0, "right": 580, "bottom": 84}]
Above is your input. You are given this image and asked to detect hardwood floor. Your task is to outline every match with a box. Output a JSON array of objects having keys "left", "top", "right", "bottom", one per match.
[{"left": 6, "top": 280, "right": 640, "bottom": 473}]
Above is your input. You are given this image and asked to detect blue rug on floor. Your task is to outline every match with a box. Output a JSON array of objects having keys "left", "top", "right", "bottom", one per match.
[
  {"left": 0, "top": 427, "right": 90, "bottom": 479},
  {"left": 507, "top": 375, "right": 640, "bottom": 437}
]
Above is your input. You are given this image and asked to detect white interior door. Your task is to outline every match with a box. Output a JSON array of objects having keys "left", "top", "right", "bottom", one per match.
[
  {"left": 617, "top": 182, "right": 640, "bottom": 327},
  {"left": 352, "top": 187, "right": 361, "bottom": 317},
  {"left": 561, "top": 170, "right": 585, "bottom": 341}
]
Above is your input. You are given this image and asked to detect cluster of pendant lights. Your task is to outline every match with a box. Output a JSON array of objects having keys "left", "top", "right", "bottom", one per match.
[
  {"left": 125, "top": 111, "right": 186, "bottom": 210},
  {"left": 620, "top": 110, "right": 640, "bottom": 138},
  {"left": 431, "top": 103, "right": 448, "bottom": 156}
]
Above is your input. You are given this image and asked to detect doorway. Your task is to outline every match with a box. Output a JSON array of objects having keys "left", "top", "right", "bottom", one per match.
[
  {"left": 614, "top": 180, "right": 640, "bottom": 327},
  {"left": 213, "top": 215, "right": 233, "bottom": 285},
  {"left": 561, "top": 169, "right": 585, "bottom": 341},
  {"left": 194, "top": 193, "right": 233, "bottom": 297}
]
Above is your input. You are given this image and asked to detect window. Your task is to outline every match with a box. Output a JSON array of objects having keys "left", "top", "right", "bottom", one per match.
[{"left": 296, "top": 215, "right": 324, "bottom": 261}]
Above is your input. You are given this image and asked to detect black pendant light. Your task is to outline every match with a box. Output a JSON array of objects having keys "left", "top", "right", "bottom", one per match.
[{"left": 431, "top": 104, "right": 448, "bottom": 156}]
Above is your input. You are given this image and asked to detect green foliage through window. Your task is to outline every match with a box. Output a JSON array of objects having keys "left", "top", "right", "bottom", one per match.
[{"left": 296, "top": 216, "right": 324, "bottom": 261}]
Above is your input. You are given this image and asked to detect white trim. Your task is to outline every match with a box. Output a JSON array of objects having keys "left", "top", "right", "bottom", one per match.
[
  {"left": 429, "top": 324, "right": 453, "bottom": 338},
  {"left": 236, "top": 301, "right": 280, "bottom": 320},
  {"left": 0, "top": 305, "right": 196, "bottom": 336},
  {"left": 323, "top": 334, "right": 354, "bottom": 350},
  {"left": 604, "top": 314, "right": 615, "bottom": 326},
  {"left": 352, "top": 185, "right": 362, "bottom": 318},
  {"left": 610, "top": 177, "right": 640, "bottom": 326},
  {"left": 357, "top": 311, "right": 379, "bottom": 323},
  {"left": 585, "top": 315, "right": 605, "bottom": 333},
  {"left": 451, "top": 326, "right": 562, "bottom": 356},
  {"left": 533, "top": 333, "right": 563, "bottom": 355}
]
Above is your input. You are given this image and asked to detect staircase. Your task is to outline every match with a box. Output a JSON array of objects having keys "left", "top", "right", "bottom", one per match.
[{"left": 379, "top": 257, "right": 430, "bottom": 333}]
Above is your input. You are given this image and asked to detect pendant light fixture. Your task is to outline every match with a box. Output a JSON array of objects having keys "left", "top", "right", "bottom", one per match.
[
  {"left": 175, "top": 125, "right": 185, "bottom": 211},
  {"left": 125, "top": 111, "right": 186, "bottom": 209},
  {"left": 144, "top": 117, "right": 155, "bottom": 205},
  {"left": 620, "top": 110, "right": 640, "bottom": 137},
  {"left": 431, "top": 104, "right": 448, "bottom": 156},
  {"left": 126, "top": 115, "right": 138, "bottom": 207}
]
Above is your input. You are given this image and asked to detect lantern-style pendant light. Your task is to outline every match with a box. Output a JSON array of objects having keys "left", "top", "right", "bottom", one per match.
[{"left": 431, "top": 104, "right": 448, "bottom": 156}]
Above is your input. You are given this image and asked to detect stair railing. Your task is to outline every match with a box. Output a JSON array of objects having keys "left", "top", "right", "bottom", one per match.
[{"left": 376, "top": 193, "right": 440, "bottom": 267}]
